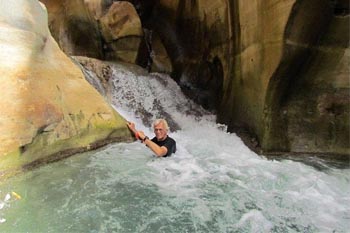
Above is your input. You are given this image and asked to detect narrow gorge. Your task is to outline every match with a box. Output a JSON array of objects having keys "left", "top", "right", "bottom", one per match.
[{"left": 0, "top": 0, "right": 349, "bottom": 177}]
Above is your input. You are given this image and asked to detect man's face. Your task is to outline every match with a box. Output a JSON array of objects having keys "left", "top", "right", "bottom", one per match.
[{"left": 154, "top": 122, "right": 167, "bottom": 141}]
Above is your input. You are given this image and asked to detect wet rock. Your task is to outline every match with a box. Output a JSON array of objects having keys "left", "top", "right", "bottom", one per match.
[{"left": 0, "top": 0, "right": 133, "bottom": 179}]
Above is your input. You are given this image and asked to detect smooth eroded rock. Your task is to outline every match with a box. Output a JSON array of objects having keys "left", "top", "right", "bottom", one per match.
[{"left": 0, "top": 0, "right": 133, "bottom": 179}]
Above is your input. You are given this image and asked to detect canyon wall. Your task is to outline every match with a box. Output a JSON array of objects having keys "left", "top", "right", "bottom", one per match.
[{"left": 40, "top": 0, "right": 349, "bottom": 157}]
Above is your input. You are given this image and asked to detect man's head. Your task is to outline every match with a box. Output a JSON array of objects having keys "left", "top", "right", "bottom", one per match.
[{"left": 153, "top": 119, "right": 169, "bottom": 141}]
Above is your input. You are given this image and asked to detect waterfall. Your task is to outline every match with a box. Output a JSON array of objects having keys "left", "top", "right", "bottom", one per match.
[
  {"left": 0, "top": 62, "right": 349, "bottom": 233},
  {"left": 109, "top": 63, "right": 214, "bottom": 131}
]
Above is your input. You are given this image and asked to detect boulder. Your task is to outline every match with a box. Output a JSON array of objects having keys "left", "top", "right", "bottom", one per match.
[
  {"left": 100, "top": 1, "right": 143, "bottom": 41},
  {"left": 0, "top": 0, "right": 133, "bottom": 178},
  {"left": 40, "top": 0, "right": 143, "bottom": 63},
  {"left": 40, "top": 0, "right": 103, "bottom": 58},
  {"left": 99, "top": 1, "right": 143, "bottom": 63}
]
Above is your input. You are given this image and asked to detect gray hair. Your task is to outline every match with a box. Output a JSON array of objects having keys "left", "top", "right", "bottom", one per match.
[{"left": 153, "top": 119, "right": 170, "bottom": 131}]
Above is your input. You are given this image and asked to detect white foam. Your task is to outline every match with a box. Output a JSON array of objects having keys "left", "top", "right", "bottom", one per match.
[
  {"left": 4, "top": 194, "right": 10, "bottom": 202},
  {"left": 1, "top": 63, "right": 348, "bottom": 232},
  {"left": 236, "top": 210, "right": 273, "bottom": 232},
  {"left": 106, "top": 66, "right": 350, "bottom": 232}
]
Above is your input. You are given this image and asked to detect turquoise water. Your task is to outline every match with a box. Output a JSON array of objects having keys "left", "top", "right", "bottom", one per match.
[
  {"left": 0, "top": 128, "right": 349, "bottom": 232},
  {"left": 0, "top": 64, "right": 349, "bottom": 232}
]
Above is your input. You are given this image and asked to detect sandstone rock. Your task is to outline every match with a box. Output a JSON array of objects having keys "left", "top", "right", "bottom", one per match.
[
  {"left": 100, "top": 1, "right": 142, "bottom": 41},
  {"left": 262, "top": 0, "right": 349, "bottom": 155},
  {"left": 84, "top": 0, "right": 104, "bottom": 20},
  {"left": 152, "top": 0, "right": 349, "bottom": 156},
  {"left": 72, "top": 56, "right": 149, "bottom": 100},
  {"left": 34, "top": 0, "right": 350, "bottom": 157},
  {"left": 150, "top": 33, "right": 173, "bottom": 74},
  {"left": 99, "top": 1, "right": 143, "bottom": 63},
  {"left": 0, "top": 0, "right": 133, "bottom": 178},
  {"left": 40, "top": 0, "right": 103, "bottom": 58},
  {"left": 40, "top": 0, "right": 143, "bottom": 63},
  {"left": 136, "top": 29, "right": 173, "bottom": 73}
]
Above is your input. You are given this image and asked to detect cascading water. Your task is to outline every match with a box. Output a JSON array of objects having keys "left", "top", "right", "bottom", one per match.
[{"left": 0, "top": 63, "right": 349, "bottom": 233}]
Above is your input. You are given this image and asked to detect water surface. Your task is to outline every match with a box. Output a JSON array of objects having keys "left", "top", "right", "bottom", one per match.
[{"left": 0, "top": 64, "right": 349, "bottom": 233}]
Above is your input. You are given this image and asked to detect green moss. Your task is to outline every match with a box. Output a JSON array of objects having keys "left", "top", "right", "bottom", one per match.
[{"left": 0, "top": 114, "right": 133, "bottom": 181}]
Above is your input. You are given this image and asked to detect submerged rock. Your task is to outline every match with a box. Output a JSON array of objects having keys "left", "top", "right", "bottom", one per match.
[{"left": 0, "top": 0, "right": 133, "bottom": 179}]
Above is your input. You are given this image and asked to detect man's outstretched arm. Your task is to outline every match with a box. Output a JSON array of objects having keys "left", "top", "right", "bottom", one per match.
[{"left": 126, "top": 121, "right": 167, "bottom": 157}]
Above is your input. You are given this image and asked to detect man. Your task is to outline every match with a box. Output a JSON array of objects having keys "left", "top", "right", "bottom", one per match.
[{"left": 127, "top": 119, "right": 176, "bottom": 157}]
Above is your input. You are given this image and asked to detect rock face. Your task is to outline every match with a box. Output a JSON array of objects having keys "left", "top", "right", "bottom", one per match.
[
  {"left": 40, "top": 0, "right": 144, "bottom": 63},
  {"left": 150, "top": 0, "right": 349, "bottom": 156},
  {"left": 40, "top": 0, "right": 171, "bottom": 72},
  {"left": 99, "top": 1, "right": 143, "bottom": 62},
  {"left": 39, "top": 0, "right": 349, "bottom": 157},
  {"left": 0, "top": 0, "right": 133, "bottom": 178},
  {"left": 262, "top": 0, "right": 350, "bottom": 155},
  {"left": 39, "top": 0, "right": 103, "bottom": 58}
]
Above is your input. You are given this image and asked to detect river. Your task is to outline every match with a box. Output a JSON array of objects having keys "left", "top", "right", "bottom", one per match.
[{"left": 0, "top": 63, "right": 349, "bottom": 232}]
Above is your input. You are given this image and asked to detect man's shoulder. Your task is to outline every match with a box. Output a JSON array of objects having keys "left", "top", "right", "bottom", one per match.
[
  {"left": 152, "top": 136, "right": 176, "bottom": 145},
  {"left": 164, "top": 136, "right": 176, "bottom": 156},
  {"left": 166, "top": 136, "right": 176, "bottom": 144}
]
